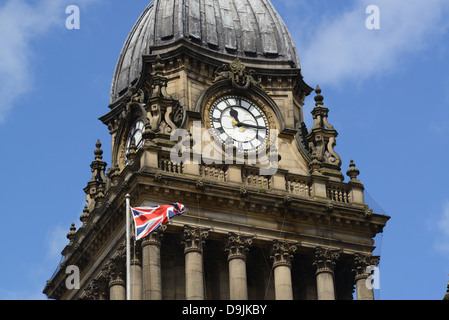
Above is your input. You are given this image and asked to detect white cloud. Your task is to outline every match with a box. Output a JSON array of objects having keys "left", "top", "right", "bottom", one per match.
[
  {"left": 46, "top": 225, "right": 69, "bottom": 261},
  {"left": 0, "top": 0, "right": 98, "bottom": 123},
  {"left": 296, "top": 0, "right": 449, "bottom": 86},
  {"left": 435, "top": 202, "right": 449, "bottom": 255}
]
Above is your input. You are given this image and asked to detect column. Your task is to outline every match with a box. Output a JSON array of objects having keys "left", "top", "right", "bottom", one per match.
[
  {"left": 130, "top": 245, "right": 142, "bottom": 300},
  {"left": 313, "top": 247, "right": 340, "bottom": 300},
  {"left": 182, "top": 225, "right": 209, "bottom": 300},
  {"left": 141, "top": 226, "right": 166, "bottom": 300},
  {"left": 225, "top": 233, "right": 253, "bottom": 300},
  {"left": 353, "top": 253, "right": 379, "bottom": 300},
  {"left": 271, "top": 240, "right": 297, "bottom": 300},
  {"left": 103, "top": 259, "right": 126, "bottom": 300}
]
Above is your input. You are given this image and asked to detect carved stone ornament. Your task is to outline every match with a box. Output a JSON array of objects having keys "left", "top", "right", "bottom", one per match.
[
  {"left": 352, "top": 253, "right": 380, "bottom": 280},
  {"left": 313, "top": 247, "right": 341, "bottom": 274},
  {"left": 84, "top": 140, "right": 107, "bottom": 213},
  {"left": 306, "top": 86, "right": 343, "bottom": 180},
  {"left": 182, "top": 226, "right": 210, "bottom": 254},
  {"left": 214, "top": 58, "right": 263, "bottom": 90},
  {"left": 225, "top": 233, "right": 253, "bottom": 261},
  {"left": 143, "top": 55, "right": 185, "bottom": 136},
  {"left": 271, "top": 240, "right": 297, "bottom": 268}
]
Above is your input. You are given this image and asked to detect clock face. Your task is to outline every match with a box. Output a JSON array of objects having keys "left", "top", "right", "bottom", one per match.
[
  {"left": 124, "top": 120, "right": 144, "bottom": 164},
  {"left": 210, "top": 96, "right": 268, "bottom": 151}
]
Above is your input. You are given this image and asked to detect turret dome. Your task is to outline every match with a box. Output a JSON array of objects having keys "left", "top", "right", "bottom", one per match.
[{"left": 110, "top": 0, "right": 301, "bottom": 103}]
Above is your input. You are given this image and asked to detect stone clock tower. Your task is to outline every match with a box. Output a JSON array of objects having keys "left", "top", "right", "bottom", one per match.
[{"left": 44, "top": 0, "right": 389, "bottom": 300}]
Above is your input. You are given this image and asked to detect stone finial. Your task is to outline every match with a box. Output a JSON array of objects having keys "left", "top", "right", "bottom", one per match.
[
  {"left": 314, "top": 85, "right": 324, "bottom": 107},
  {"left": 152, "top": 55, "right": 165, "bottom": 75},
  {"left": 84, "top": 140, "right": 108, "bottom": 212},
  {"left": 94, "top": 139, "right": 103, "bottom": 161},
  {"left": 346, "top": 159, "right": 360, "bottom": 181},
  {"left": 67, "top": 223, "right": 77, "bottom": 242},
  {"left": 306, "top": 85, "right": 342, "bottom": 181},
  {"left": 89, "top": 140, "right": 107, "bottom": 183},
  {"left": 80, "top": 205, "right": 90, "bottom": 224}
]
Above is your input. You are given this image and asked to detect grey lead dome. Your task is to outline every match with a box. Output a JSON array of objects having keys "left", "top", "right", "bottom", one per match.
[{"left": 110, "top": 0, "right": 301, "bottom": 103}]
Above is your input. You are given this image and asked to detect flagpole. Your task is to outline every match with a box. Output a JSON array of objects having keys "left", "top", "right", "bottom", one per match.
[{"left": 125, "top": 194, "right": 131, "bottom": 301}]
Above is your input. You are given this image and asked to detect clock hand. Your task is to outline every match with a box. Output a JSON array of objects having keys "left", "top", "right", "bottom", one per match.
[
  {"left": 237, "top": 122, "right": 266, "bottom": 130},
  {"left": 230, "top": 108, "right": 240, "bottom": 123}
]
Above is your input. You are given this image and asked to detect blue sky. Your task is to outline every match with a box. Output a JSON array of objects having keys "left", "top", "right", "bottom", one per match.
[{"left": 0, "top": 0, "right": 448, "bottom": 300}]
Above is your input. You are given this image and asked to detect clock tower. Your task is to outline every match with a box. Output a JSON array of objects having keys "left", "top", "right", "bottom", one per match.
[{"left": 44, "top": 0, "right": 389, "bottom": 300}]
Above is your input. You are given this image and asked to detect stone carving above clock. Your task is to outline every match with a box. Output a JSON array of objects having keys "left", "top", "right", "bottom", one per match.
[{"left": 213, "top": 58, "right": 264, "bottom": 91}]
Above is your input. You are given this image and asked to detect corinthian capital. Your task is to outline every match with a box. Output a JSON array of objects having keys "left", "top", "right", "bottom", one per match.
[
  {"left": 182, "top": 225, "right": 209, "bottom": 254},
  {"left": 225, "top": 233, "right": 253, "bottom": 261},
  {"left": 353, "top": 253, "right": 380, "bottom": 280},
  {"left": 313, "top": 247, "right": 340, "bottom": 274},
  {"left": 271, "top": 240, "right": 298, "bottom": 268}
]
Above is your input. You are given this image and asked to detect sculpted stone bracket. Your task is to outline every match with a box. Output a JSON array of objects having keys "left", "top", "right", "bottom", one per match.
[{"left": 213, "top": 58, "right": 264, "bottom": 91}]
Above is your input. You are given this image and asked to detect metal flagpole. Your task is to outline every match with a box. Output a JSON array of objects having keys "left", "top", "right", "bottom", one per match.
[{"left": 125, "top": 194, "right": 131, "bottom": 301}]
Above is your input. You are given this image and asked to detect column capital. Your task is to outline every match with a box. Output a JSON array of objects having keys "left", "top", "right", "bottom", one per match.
[
  {"left": 225, "top": 233, "right": 253, "bottom": 262},
  {"left": 313, "top": 247, "right": 340, "bottom": 275},
  {"left": 271, "top": 240, "right": 297, "bottom": 269},
  {"left": 141, "top": 225, "right": 167, "bottom": 248},
  {"left": 82, "top": 278, "right": 108, "bottom": 300},
  {"left": 101, "top": 258, "right": 125, "bottom": 287},
  {"left": 353, "top": 253, "right": 380, "bottom": 280},
  {"left": 182, "top": 225, "right": 210, "bottom": 254}
]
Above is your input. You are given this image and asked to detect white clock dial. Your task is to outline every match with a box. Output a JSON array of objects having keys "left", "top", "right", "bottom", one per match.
[
  {"left": 210, "top": 96, "right": 268, "bottom": 151},
  {"left": 125, "top": 120, "right": 144, "bottom": 165}
]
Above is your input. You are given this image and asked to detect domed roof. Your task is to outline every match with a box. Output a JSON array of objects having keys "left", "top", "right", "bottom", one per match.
[{"left": 110, "top": 0, "right": 301, "bottom": 103}]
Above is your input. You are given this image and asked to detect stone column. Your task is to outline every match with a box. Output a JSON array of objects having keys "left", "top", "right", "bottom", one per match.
[
  {"left": 141, "top": 226, "right": 166, "bottom": 300},
  {"left": 130, "top": 245, "right": 142, "bottom": 300},
  {"left": 182, "top": 225, "right": 209, "bottom": 300},
  {"left": 225, "top": 233, "right": 253, "bottom": 300},
  {"left": 313, "top": 247, "right": 340, "bottom": 300},
  {"left": 103, "top": 259, "right": 126, "bottom": 300},
  {"left": 271, "top": 240, "right": 297, "bottom": 300},
  {"left": 353, "top": 253, "right": 379, "bottom": 300}
]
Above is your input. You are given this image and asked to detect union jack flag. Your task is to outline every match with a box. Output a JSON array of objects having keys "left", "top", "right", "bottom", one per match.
[{"left": 131, "top": 203, "right": 186, "bottom": 240}]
